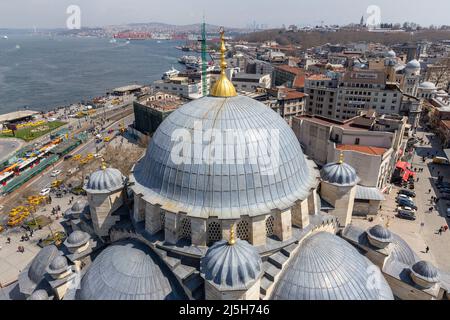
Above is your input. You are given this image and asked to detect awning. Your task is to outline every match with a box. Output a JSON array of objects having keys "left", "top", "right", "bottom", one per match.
[
  {"left": 355, "top": 185, "right": 385, "bottom": 201},
  {"left": 444, "top": 149, "right": 450, "bottom": 162},
  {"left": 396, "top": 161, "right": 411, "bottom": 171},
  {"left": 402, "top": 169, "right": 415, "bottom": 182}
]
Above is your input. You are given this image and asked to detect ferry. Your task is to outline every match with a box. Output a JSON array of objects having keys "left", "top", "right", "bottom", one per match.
[
  {"left": 2, "top": 35, "right": 8, "bottom": 40},
  {"left": 162, "top": 67, "right": 180, "bottom": 80}
]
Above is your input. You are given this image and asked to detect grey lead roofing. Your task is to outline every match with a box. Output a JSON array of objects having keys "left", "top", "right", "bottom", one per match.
[
  {"left": 320, "top": 161, "right": 359, "bottom": 186},
  {"left": 201, "top": 239, "right": 263, "bottom": 290},
  {"left": 76, "top": 240, "right": 186, "bottom": 300},
  {"left": 367, "top": 225, "right": 393, "bottom": 243},
  {"left": 271, "top": 232, "right": 394, "bottom": 300},
  {"left": 355, "top": 185, "right": 385, "bottom": 201},
  {"left": 84, "top": 167, "right": 125, "bottom": 194},
  {"left": 411, "top": 261, "right": 440, "bottom": 283},
  {"left": 130, "top": 95, "right": 316, "bottom": 219}
]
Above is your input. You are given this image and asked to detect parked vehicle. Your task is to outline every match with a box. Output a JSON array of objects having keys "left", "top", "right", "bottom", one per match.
[
  {"left": 398, "top": 206, "right": 416, "bottom": 213},
  {"left": 64, "top": 155, "right": 73, "bottom": 161},
  {"left": 397, "top": 198, "right": 417, "bottom": 210},
  {"left": 39, "top": 188, "right": 51, "bottom": 196},
  {"left": 397, "top": 194, "right": 414, "bottom": 202},
  {"left": 447, "top": 208, "right": 450, "bottom": 218},
  {"left": 433, "top": 156, "right": 449, "bottom": 165},
  {"left": 398, "top": 189, "right": 416, "bottom": 198},
  {"left": 440, "top": 196, "right": 450, "bottom": 201},
  {"left": 50, "top": 170, "right": 62, "bottom": 177},
  {"left": 397, "top": 210, "right": 416, "bottom": 221}
]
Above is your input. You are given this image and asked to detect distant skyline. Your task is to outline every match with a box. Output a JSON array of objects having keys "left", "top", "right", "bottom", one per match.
[{"left": 0, "top": 0, "right": 449, "bottom": 29}]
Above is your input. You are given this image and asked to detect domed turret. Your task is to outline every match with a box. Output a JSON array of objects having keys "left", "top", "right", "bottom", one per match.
[
  {"left": 410, "top": 261, "right": 439, "bottom": 288},
  {"left": 367, "top": 225, "right": 393, "bottom": 249},
  {"left": 46, "top": 256, "right": 69, "bottom": 276},
  {"left": 64, "top": 230, "right": 91, "bottom": 253},
  {"left": 386, "top": 50, "right": 396, "bottom": 58},
  {"left": 85, "top": 165, "right": 124, "bottom": 193},
  {"left": 320, "top": 154, "right": 359, "bottom": 186}
]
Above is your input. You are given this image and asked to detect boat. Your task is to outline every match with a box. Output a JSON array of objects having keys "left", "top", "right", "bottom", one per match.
[
  {"left": 109, "top": 38, "right": 117, "bottom": 43},
  {"left": 162, "top": 66, "right": 180, "bottom": 80},
  {"left": 178, "top": 55, "right": 201, "bottom": 66},
  {"left": 125, "top": 40, "right": 130, "bottom": 44},
  {"left": 2, "top": 35, "right": 8, "bottom": 40}
]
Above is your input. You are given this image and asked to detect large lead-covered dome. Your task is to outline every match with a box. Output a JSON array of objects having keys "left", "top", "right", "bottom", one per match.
[{"left": 131, "top": 95, "right": 315, "bottom": 219}]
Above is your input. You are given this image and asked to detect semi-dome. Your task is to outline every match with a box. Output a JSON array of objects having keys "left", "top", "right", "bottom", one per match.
[
  {"left": 47, "top": 256, "right": 68, "bottom": 274},
  {"left": 320, "top": 159, "right": 358, "bottom": 186},
  {"left": 271, "top": 232, "right": 394, "bottom": 300},
  {"left": 64, "top": 230, "right": 90, "bottom": 248},
  {"left": 406, "top": 59, "right": 420, "bottom": 69},
  {"left": 389, "top": 233, "right": 418, "bottom": 266},
  {"left": 85, "top": 167, "right": 124, "bottom": 193},
  {"left": 411, "top": 261, "right": 439, "bottom": 283},
  {"left": 419, "top": 81, "right": 437, "bottom": 90},
  {"left": 28, "top": 290, "right": 49, "bottom": 301},
  {"left": 131, "top": 94, "right": 315, "bottom": 219},
  {"left": 201, "top": 239, "right": 262, "bottom": 290},
  {"left": 18, "top": 245, "right": 61, "bottom": 294},
  {"left": 77, "top": 240, "right": 186, "bottom": 300}
]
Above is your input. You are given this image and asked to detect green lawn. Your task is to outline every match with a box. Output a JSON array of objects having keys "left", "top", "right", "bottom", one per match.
[{"left": 0, "top": 121, "right": 66, "bottom": 142}]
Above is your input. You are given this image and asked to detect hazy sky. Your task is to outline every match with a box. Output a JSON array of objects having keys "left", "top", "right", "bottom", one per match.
[{"left": 0, "top": 0, "right": 449, "bottom": 29}]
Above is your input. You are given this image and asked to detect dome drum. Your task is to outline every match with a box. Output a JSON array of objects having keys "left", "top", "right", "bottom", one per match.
[
  {"left": 410, "top": 261, "right": 439, "bottom": 288},
  {"left": 367, "top": 225, "right": 393, "bottom": 249}
]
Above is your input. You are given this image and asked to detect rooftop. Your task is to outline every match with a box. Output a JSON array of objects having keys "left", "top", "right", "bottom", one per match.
[
  {"left": 112, "top": 84, "right": 143, "bottom": 93},
  {"left": 295, "top": 114, "right": 369, "bottom": 131},
  {"left": 0, "top": 110, "right": 39, "bottom": 123},
  {"left": 337, "top": 144, "right": 388, "bottom": 156}
]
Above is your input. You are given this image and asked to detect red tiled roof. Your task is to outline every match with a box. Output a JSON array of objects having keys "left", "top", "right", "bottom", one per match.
[
  {"left": 275, "top": 65, "right": 304, "bottom": 75},
  {"left": 293, "top": 74, "right": 305, "bottom": 88},
  {"left": 336, "top": 144, "right": 387, "bottom": 156},
  {"left": 285, "top": 91, "right": 307, "bottom": 100}
]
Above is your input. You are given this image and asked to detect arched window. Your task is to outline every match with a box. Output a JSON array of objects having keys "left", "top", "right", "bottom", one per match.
[
  {"left": 179, "top": 217, "right": 191, "bottom": 240},
  {"left": 237, "top": 220, "right": 250, "bottom": 241},
  {"left": 266, "top": 215, "right": 275, "bottom": 237},
  {"left": 207, "top": 221, "right": 222, "bottom": 245}
]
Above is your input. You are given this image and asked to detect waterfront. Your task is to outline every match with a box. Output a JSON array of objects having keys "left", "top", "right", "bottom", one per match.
[{"left": 0, "top": 34, "right": 186, "bottom": 113}]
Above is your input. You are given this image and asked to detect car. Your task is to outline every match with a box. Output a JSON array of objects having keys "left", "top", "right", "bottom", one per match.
[
  {"left": 398, "top": 206, "right": 416, "bottom": 213},
  {"left": 64, "top": 155, "right": 73, "bottom": 161},
  {"left": 39, "top": 188, "right": 51, "bottom": 196},
  {"left": 397, "top": 199, "right": 417, "bottom": 210},
  {"left": 437, "top": 182, "right": 450, "bottom": 187},
  {"left": 440, "top": 196, "right": 450, "bottom": 201},
  {"left": 397, "top": 194, "right": 413, "bottom": 202},
  {"left": 398, "top": 189, "right": 416, "bottom": 198},
  {"left": 447, "top": 208, "right": 450, "bottom": 218},
  {"left": 50, "top": 170, "right": 62, "bottom": 177},
  {"left": 397, "top": 210, "right": 416, "bottom": 221}
]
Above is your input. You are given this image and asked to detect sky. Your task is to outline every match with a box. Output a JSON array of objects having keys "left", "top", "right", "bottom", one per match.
[{"left": 0, "top": 0, "right": 449, "bottom": 29}]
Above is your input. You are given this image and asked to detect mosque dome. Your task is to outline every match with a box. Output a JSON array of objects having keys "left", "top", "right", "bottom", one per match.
[
  {"left": 28, "top": 290, "right": 49, "bottom": 301},
  {"left": 46, "top": 256, "right": 69, "bottom": 274},
  {"left": 131, "top": 94, "right": 314, "bottom": 219},
  {"left": 201, "top": 239, "right": 262, "bottom": 290},
  {"left": 320, "top": 158, "right": 358, "bottom": 186},
  {"left": 411, "top": 261, "right": 439, "bottom": 287},
  {"left": 386, "top": 50, "right": 396, "bottom": 58},
  {"left": 77, "top": 240, "right": 186, "bottom": 300},
  {"left": 419, "top": 81, "right": 437, "bottom": 90},
  {"left": 367, "top": 225, "right": 393, "bottom": 248},
  {"left": 85, "top": 167, "right": 124, "bottom": 193},
  {"left": 389, "top": 234, "right": 418, "bottom": 266},
  {"left": 271, "top": 232, "right": 394, "bottom": 300},
  {"left": 65, "top": 230, "right": 90, "bottom": 248},
  {"left": 406, "top": 59, "right": 421, "bottom": 69}
]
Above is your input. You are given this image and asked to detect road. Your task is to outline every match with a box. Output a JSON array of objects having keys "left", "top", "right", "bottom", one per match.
[
  {"left": 0, "top": 113, "right": 135, "bottom": 212},
  {"left": 0, "top": 138, "right": 25, "bottom": 164}
]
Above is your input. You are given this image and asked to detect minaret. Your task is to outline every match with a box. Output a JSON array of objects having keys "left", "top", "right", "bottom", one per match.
[{"left": 210, "top": 28, "right": 237, "bottom": 98}]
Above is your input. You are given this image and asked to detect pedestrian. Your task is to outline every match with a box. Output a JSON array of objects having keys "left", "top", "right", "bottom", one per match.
[
  {"left": 426, "top": 246, "right": 430, "bottom": 253},
  {"left": 417, "top": 177, "right": 420, "bottom": 182},
  {"left": 428, "top": 189, "right": 431, "bottom": 194},
  {"left": 445, "top": 226, "right": 449, "bottom": 232},
  {"left": 438, "top": 227, "right": 443, "bottom": 235}
]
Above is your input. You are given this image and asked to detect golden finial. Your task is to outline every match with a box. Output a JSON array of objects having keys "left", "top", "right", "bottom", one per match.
[
  {"left": 339, "top": 152, "right": 344, "bottom": 164},
  {"left": 210, "top": 27, "right": 237, "bottom": 98},
  {"left": 228, "top": 223, "right": 236, "bottom": 245},
  {"left": 101, "top": 158, "right": 107, "bottom": 170}
]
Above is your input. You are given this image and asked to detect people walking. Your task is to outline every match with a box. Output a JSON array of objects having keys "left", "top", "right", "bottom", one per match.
[
  {"left": 426, "top": 246, "right": 430, "bottom": 253},
  {"left": 6, "top": 237, "right": 11, "bottom": 244}
]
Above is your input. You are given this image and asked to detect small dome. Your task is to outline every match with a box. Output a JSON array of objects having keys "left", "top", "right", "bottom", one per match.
[
  {"left": 368, "top": 225, "right": 393, "bottom": 242},
  {"left": 47, "top": 256, "right": 68, "bottom": 274},
  {"left": 386, "top": 50, "right": 396, "bottom": 58},
  {"left": 411, "top": 261, "right": 439, "bottom": 283},
  {"left": 65, "top": 230, "right": 90, "bottom": 248},
  {"left": 385, "top": 58, "right": 396, "bottom": 67},
  {"left": 271, "top": 232, "right": 394, "bottom": 300},
  {"left": 320, "top": 161, "right": 358, "bottom": 186},
  {"left": 77, "top": 240, "right": 185, "bottom": 300},
  {"left": 201, "top": 239, "right": 262, "bottom": 290},
  {"left": 406, "top": 59, "right": 420, "bottom": 69},
  {"left": 85, "top": 167, "right": 124, "bottom": 193},
  {"left": 71, "top": 200, "right": 88, "bottom": 213},
  {"left": 419, "top": 81, "right": 437, "bottom": 90},
  {"left": 28, "top": 290, "right": 49, "bottom": 300},
  {"left": 389, "top": 234, "right": 418, "bottom": 266}
]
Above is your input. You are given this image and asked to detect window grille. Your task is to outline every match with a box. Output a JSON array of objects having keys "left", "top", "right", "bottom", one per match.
[
  {"left": 266, "top": 215, "right": 275, "bottom": 237},
  {"left": 237, "top": 220, "right": 250, "bottom": 241},
  {"left": 179, "top": 218, "right": 191, "bottom": 240},
  {"left": 207, "top": 221, "right": 222, "bottom": 244}
]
